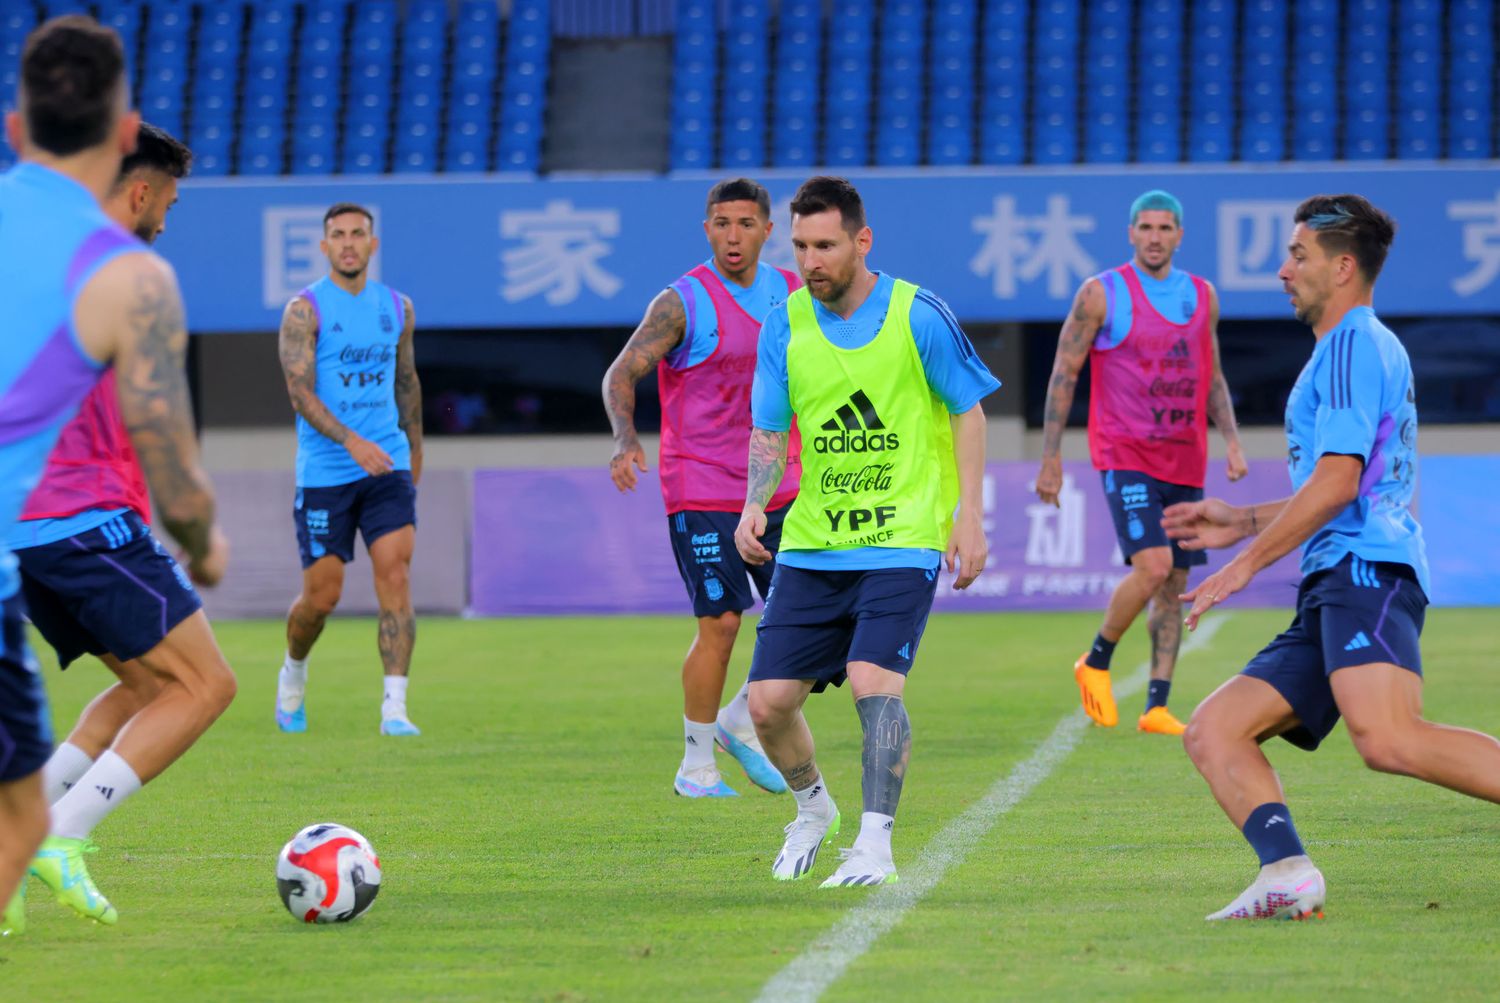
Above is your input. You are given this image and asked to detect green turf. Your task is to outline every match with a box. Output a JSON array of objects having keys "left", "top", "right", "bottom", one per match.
[{"left": 3, "top": 610, "right": 1499, "bottom": 1002}]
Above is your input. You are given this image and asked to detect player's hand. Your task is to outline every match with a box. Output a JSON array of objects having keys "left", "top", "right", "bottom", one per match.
[
  {"left": 1162, "top": 497, "right": 1249, "bottom": 551},
  {"left": 609, "top": 436, "right": 649, "bottom": 492},
  {"left": 735, "top": 505, "right": 772, "bottom": 566},
  {"left": 187, "top": 525, "right": 230, "bottom": 587},
  {"left": 1180, "top": 557, "right": 1254, "bottom": 631},
  {"left": 1226, "top": 441, "right": 1249, "bottom": 482},
  {"left": 1035, "top": 456, "right": 1063, "bottom": 507},
  {"left": 946, "top": 507, "right": 988, "bottom": 590},
  {"left": 345, "top": 434, "right": 394, "bottom": 476}
]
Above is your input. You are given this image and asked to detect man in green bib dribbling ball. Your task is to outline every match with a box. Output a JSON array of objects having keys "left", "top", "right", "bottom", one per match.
[{"left": 734, "top": 176, "right": 1000, "bottom": 888}]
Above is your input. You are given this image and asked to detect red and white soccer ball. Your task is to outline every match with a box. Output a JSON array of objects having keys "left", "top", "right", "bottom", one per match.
[{"left": 276, "top": 823, "right": 382, "bottom": 923}]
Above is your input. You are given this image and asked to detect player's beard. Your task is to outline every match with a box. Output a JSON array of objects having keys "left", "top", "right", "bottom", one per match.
[
  {"left": 807, "top": 269, "right": 853, "bottom": 305},
  {"left": 336, "top": 265, "right": 367, "bottom": 280}
]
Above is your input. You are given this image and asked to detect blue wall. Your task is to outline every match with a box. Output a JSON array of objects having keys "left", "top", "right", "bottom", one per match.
[{"left": 164, "top": 163, "right": 1500, "bottom": 331}]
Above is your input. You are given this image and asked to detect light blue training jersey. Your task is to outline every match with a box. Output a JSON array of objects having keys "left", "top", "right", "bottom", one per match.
[
  {"left": 1094, "top": 263, "right": 1199, "bottom": 348},
  {"left": 0, "top": 163, "right": 143, "bottom": 599},
  {"left": 752, "top": 272, "right": 1001, "bottom": 571},
  {"left": 295, "top": 275, "right": 412, "bottom": 488},
  {"left": 1285, "top": 306, "right": 1429, "bottom": 597}
]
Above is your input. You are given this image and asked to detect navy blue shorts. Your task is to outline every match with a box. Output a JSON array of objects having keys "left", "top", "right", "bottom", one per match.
[
  {"left": 749, "top": 564, "right": 938, "bottom": 693},
  {"left": 667, "top": 506, "right": 786, "bottom": 618},
  {"left": 18, "top": 511, "right": 203, "bottom": 669},
  {"left": 295, "top": 471, "right": 416, "bottom": 569},
  {"left": 0, "top": 591, "right": 53, "bottom": 781},
  {"left": 1100, "top": 469, "right": 1207, "bottom": 570},
  {"left": 1243, "top": 554, "right": 1427, "bottom": 752}
]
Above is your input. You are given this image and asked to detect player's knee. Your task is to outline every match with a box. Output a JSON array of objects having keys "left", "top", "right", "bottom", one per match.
[
  {"left": 1349, "top": 728, "right": 1414, "bottom": 776},
  {"left": 305, "top": 586, "right": 341, "bottom": 619},
  {"left": 203, "top": 661, "right": 238, "bottom": 714},
  {"left": 1133, "top": 554, "right": 1173, "bottom": 592},
  {"left": 1181, "top": 711, "right": 1211, "bottom": 766},
  {"left": 747, "top": 689, "right": 787, "bottom": 732},
  {"left": 375, "top": 563, "right": 410, "bottom": 600},
  {"left": 699, "top": 612, "right": 741, "bottom": 651}
]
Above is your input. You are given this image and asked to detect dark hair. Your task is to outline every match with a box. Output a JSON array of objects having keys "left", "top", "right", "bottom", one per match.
[
  {"left": 705, "top": 177, "right": 771, "bottom": 219},
  {"left": 117, "top": 121, "right": 192, "bottom": 183},
  {"left": 789, "top": 176, "right": 866, "bottom": 235},
  {"left": 20, "top": 16, "right": 126, "bottom": 157},
  {"left": 323, "top": 202, "right": 374, "bottom": 231},
  {"left": 1294, "top": 194, "right": 1397, "bottom": 283}
]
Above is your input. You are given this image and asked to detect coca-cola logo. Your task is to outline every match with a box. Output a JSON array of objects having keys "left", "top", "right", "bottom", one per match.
[
  {"left": 339, "top": 344, "right": 394, "bottom": 365},
  {"left": 1149, "top": 376, "right": 1197, "bottom": 398},
  {"left": 819, "top": 463, "right": 894, "bottom": 495}
]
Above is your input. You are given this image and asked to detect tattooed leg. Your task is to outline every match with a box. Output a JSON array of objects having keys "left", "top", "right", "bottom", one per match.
[
  {"left": 1149, "top": 568, "right": 1189, "bottom": 682},
  {"left": 369, "top": 527, "right": 417, "bottom": 677},
  {"left": 287, "top": 557, "right": 344, "bottom": 660},
  {"left": 748, "top": 679, "right": 817, "bottom": 788}
]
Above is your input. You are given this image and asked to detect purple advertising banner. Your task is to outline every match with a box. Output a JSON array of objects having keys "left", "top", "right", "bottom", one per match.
[{"left": 470, "top": 460, "right": 1305, "bottom": 617}]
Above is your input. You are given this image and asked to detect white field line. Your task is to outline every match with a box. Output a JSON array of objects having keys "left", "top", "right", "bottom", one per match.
[{"left": 753, "top": 616, "right": 1229, "bottom": 1003}]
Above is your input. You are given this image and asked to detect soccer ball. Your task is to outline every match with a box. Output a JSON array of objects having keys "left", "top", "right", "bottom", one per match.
[{"left": 276, "top": 823, "right": 382, "bottom": 923}]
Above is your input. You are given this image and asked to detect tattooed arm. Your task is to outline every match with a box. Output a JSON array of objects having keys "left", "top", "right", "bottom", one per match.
[
  {"left": 278, "top": 294, "right": 391, "bottom": 476},
  {"left": 1204, "top": 283, "right": 1248, "bottom": 482},
  {"left": 395, "top": 294, "right": 423, "bottom": 485},
  {"left": 75, "top": 254, "right": 223, "bottom": 582},
  {"left": 734, "top": 427, "right": 789, "bottom": 566},
  {"left": 601, "top": 288, "right": 686, "bottom": 491},
  {"left": 1037, "top": 278, "right": 1105, "bottom": 506}
]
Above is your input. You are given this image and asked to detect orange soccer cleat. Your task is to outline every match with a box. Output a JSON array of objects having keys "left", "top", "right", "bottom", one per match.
[
  {"left": 1137, "top": 705, "right": 1188, "bottom": 736},
  {"left": 1074, "top": 655, "right": 1118, "bottom": 727}
]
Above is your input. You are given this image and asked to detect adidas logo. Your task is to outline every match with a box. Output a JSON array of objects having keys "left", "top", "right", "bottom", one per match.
[
  {"left": 882, "top": 820, "right": 894, "bottom": 831},
  {"left": 1265, "top": 814, "right": 1287, "bottom": 827},
  {"left": 1168, "top": 337, "right": 1191, "bottom": 358},
  {"left": 1344, "top": 631, "right": 1372, "bottom": 652},
  {"left": 897, "top": 642, "right": 912, "bottom": 660},
  {"left": 686, "top": 735, "right": 699, "bottom": 746},
  {"left": 332, "top": 322, "right": 344, "bottom": 332},
  {"left": 813, "top": 390, "right": 900, "bottom": 454},
  {"left": 95, "top": 785, "right": 115, "bottom": 801}
]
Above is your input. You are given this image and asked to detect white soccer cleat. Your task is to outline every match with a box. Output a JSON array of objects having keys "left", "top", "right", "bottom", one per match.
[
  {"left": 1207, "top": 859, "right": 1325, "bottom": 921},
  {"left": 819, "top": 846, "right": 898, "bottom": 888},
  {"left": 772, "top": 804, "right": 840, "bottom": 881}
]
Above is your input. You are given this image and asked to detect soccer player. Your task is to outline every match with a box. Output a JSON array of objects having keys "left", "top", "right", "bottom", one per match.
[
  {"left": 0, "top": 17, "right": 227, "bottom": 934},
  {"left": 15, "top": 123, "right": 198, "bottom": 808},
  {"left": 603, "top": 178, "right": 800, "bottom": 798},
  {"left": 275, "top": 203, "right": 423, "bottom": 736},
  {"left": 1036, "top": 189, "right": 1247, "bottom": 735},
  {"left": 1162, "top": 194, "right": 1500, "bottom": 920},
  {"left": 734, "top": 176, "right": 997, "bottom": 886}
]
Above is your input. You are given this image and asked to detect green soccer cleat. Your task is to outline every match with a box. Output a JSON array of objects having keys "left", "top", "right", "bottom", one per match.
[
  {"left": 29, "top": 836, "right": 118, "bottom": 925},
  {"left": 2, "top": 882, "right": 23, "bottom": 936}
]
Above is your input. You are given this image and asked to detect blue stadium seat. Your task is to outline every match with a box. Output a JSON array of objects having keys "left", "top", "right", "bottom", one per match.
[
  {"left": 1238, "top": 0, "right": 1286, "bottom": 161},
  {"left": 238, "top": 120, "right": 286, "bottom": 176},
  {"left": 1083, "top": 0, "right": 1130, "bottom": 164},
  {"left": 1031, "top": 0, "right": 1078, "bottom": 163},
  {"left": 1395, "top": 0, "right": 1441, "bottom": 159},
  {"left": 719, "top": 0, "right": 769, "bottom": 168},
  {"left": 291, "top": 121, "right": 338, "bottom": 176},
  {"left": 822, "top": 0, "right": 874, "bottom": 166},
  {"left": 1133, "top": 0, "right": 1182, "bottom": 162},
  {"left": 1446, "top": 0, "right": 1493, "bottom": 158},
  {"left": 979, "top": 0, "right": 1027, "bottom": 164},
  {"left": 671, "top": 0, "right": 718, "bottom": 169},
  {"left": 1288, "top": 0, "right": 1337, "bottom": 159},
  {"left": 771, "top": 0, "right": 820, "bottom": 167},
  {"left": 1187, "top": 0, "right": 1233, "bottom": 161},
  {"left": 1342, "top": 0, "right": 1389, "bottom": 159}
]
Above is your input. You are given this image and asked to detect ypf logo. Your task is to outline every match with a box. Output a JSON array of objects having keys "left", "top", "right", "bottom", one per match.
[{"left": 812, "top": 390, "right": 900, "bottom": 454}]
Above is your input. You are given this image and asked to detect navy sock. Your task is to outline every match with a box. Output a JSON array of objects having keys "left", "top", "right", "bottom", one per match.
[
  {"left": 1145, "top": 679, "right": 1171, "bottom": 711},
  {"left": 1242, "top": 802, "right": 1306, "bottom": 867},
  {"left": 1084, "top": 633, "right": 1116, "bottom": 670}
]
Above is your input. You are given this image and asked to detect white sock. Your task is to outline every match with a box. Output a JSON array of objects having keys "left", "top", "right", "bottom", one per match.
[
  {"left": 50, "top": 750, "right": 143, "bottom": 841},
  {"left": 279, "top": 653, "right": 308, "bottom": 711},
  {"left": 682, "top": 717, "right": 716, "bottom": 771},
  {"left": 854, "top": 811, "right": 895, "bottom": 859},
  {"left": 716, "top": 681, "right": 753, "bottom": 735},
  {"left": 381, "top": 675, "right": 409, "bottom": 721},
  {"left": 42, "top": 742, "right": 94, "bottom": 804},
  {"left": 794, "top": 773, "right": 833, "bottom": 819}
]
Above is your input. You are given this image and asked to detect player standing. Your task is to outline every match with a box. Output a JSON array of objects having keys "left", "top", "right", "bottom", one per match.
[
  {"left": 603, "top": 178, "right": 799, "bottom": 798},
  {"left": 735, "top": 176, "right": 997, "bottom": 886},
  {"left": 275, "top": 203, "right": 423, "bottom": 736},
  {"left": 1036, "top": 190, "right": 1246, "bottom": 735},
  {"left": 0, "top": 18, "right": 226, "bottom": 934},
  {"left": 1164, "top": 194, "right": 1500, "bottom": 920}
]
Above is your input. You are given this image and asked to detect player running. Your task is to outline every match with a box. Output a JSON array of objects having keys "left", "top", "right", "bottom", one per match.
[
  {"left": 1036, "top": 189, "right": 1246, "bottom": 735},
  {"left": 274, "top": 203, "right": 423, "bottom": 737},
  {"left": 603, "top": 178, "right": 800, "bottom": 798},
  {"left": 1, "top": 17, "right": 227, "bottom": 934},
  {"left": 735, "top": 176, "right": 997, "bottom": 886},
  {"left": 1164, "top": 194, "right": 1500, "bottom": 920}
]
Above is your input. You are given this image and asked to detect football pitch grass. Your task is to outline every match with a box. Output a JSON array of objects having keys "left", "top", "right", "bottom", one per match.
[{"left": 5, "top": 609, "right": 1500, "bottom": 1002}]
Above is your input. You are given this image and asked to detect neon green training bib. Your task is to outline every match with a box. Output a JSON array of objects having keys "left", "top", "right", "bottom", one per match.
[{"left": 780, "top": 279, "right": 958, "bottom": 553}]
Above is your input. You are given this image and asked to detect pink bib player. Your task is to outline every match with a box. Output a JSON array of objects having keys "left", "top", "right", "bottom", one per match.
[
  {"left": 1087, "top": 264, "right": 1213, "bottom": 488},
  {"left": 21, "top": 369, "right": 151, "bottom": 523},
  {"left": 657, "top": 263, "right": 802, "bottom": 513}
]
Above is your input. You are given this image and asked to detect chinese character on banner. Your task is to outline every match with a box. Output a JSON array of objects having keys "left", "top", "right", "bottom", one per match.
[
  {"left": 1216, "top": 200, "right": 1297, "bottom": 292},
  {"left": 499, "top": 200, "right": 624, "bottom": 305},
  {"left": 262, "top": 205, "right": 380, "bottom": 309},
  {"left": 970, "top": 194, "right": 1097, "bottom": 299},
  {"left": 1449, "top": 192, "right": 1500, "bottom": 297},
  {"left": 1023, "top": 472, "right": 1086, "bottom": 568}
]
